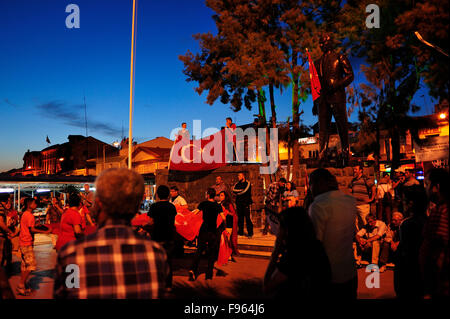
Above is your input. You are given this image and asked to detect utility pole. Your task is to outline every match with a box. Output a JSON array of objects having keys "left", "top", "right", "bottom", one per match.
[{"left": 128, "top": 0, "right": 137, "bottom": 169}]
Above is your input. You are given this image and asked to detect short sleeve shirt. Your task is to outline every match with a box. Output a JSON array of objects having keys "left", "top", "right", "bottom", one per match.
[
  {"left": 148, "top": 201, "right": 177, "bottom": 242},
  {"left": 170, "top": 196, "right": 187, "bottom": 207},
  {"left": 56, "top": 208, "right": 83, "bottom": 250},
  {"left": 198, "top": 201, "right": 222, "bottom": 233},
  {"left": 19, "top": 211, "right": 35, "bottom": 246},
  {"left": 357, "top": 220, "right": 387, "bottom": 239},
  {"left": 350, "top": 175, "right": 374, "bottom": 204}
]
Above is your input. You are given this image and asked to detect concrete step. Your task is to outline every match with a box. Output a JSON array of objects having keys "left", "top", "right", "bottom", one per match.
[{"left": 183, "top": 245, "right": 272, "bottom": 259}]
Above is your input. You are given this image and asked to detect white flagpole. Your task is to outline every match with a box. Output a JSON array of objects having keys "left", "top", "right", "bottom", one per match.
[{"left": 128, "top": 0, "right": 137, "bottom": 169}]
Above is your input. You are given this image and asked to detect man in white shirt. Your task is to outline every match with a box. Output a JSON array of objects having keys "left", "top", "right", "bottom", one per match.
[
  {"left": 308, "top": 168, "right": 358, "bottom": 299},
  {"left": 177, "top": 122, "right": 190, "bottom": 141},
  {"left": 169, "top": 186, "right": 188, "bottom": 209},
  {"left": 355, "top": 214, "right": 387, "bottom": 266}
]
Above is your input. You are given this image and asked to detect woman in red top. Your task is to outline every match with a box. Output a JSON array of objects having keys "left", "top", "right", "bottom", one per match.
[
  {"left": 56, "top": 193, "right": 83, "bottom": 251},
  {"left": 219, "top": 191, "right": 239, "bottom": 257}
]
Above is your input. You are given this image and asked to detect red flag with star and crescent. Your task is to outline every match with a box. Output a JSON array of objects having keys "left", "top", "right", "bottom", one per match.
[
  {"left": 307, "top": 48, "right": 321, "bottom": 101},
  {"left": 169, "top": 129, "right": 229, "bottom": 171}
]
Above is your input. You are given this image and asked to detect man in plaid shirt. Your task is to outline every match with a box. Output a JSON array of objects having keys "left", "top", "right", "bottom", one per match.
[
  {"left": 262, "top": 178, "right": 286, "bottom": 236},
  {"left": 54, "top": 168, "right": 169, "bottom": 299}
]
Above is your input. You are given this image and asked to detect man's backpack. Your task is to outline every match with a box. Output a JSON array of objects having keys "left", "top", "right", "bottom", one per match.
[{"left": 378, "top": 184, "right": 393, "bottom": 205}]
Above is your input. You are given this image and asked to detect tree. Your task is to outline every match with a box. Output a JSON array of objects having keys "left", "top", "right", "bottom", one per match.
[
  {"left": 180, "top": 0, "right": 340, "bottom": 183},
  {"left": 395, "top": 0, "right": 449, "bottom": 101},
  {"left": 338, "top": 0, "right": 423, "bottom": 169}
]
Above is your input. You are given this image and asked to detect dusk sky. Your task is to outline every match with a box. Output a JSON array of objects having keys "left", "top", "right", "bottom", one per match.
[{"left": 0, "top": 0, "right": 437, "bottom": 172}]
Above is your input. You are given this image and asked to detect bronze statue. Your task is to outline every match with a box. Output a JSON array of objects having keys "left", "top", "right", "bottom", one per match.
[{"left": 313, "top": 33, "right": 354, "bottom": 167}]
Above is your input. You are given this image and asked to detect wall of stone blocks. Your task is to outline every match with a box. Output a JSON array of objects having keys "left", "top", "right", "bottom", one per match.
[
  {"left": 155, "top": 165, "right": 375, "bottom": 228},
  {"left": 155, "top": 164, "right": 267, "bottom": 227}
]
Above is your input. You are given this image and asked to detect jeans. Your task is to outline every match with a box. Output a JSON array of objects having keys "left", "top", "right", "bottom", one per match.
[
  {"left": 263, "top": 207, "right": 280, "bottom": 237},
  {"left": 190, "top": 231, "right": 220, "bottom": 279}
]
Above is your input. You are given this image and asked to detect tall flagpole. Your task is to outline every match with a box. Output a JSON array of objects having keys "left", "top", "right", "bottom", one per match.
[{"left": 128, "top": 0, "right": 137, "bottom": 169}]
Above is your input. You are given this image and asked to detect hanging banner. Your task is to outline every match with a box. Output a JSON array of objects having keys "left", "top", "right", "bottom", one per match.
[{"left": 414, "top": 136, "right": 449, "bottom": 163}]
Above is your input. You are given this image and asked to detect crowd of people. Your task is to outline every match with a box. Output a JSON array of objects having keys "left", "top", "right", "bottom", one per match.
[
  {"left": 0, "top": 164, "right": 448, "bottom": 300},
  {"left": 0, "top": 183, "right": 97, "bottom": 296},
  {"left": 263, "top": 166, "right": 449, "bottom": 300}
]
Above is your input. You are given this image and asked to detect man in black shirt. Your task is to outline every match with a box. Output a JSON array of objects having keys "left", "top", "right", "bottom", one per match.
[
  {"left": 232, "top": 172, "right": 253, "bottom": 237},
  {"left": 189, "top": 188, "right": 226, "bottom": 281},
  {"left": 148, "top": 185, "right": 177, "bottom": 288}
]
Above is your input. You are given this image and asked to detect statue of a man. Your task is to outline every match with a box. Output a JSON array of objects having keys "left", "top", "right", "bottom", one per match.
[{"left": 313, "top": 33, "right": 354, "bottom": 166}]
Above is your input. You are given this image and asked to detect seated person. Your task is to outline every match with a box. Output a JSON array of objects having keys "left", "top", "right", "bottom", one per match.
[
  {"left": 355, "top": 215, "right": 387, "bottom": 267},
  {"left": 379, "top": 212, "right": 403, "bottom": 272},
  {"left": 169, "top": 186, "right": 188, "bottom": 209}
]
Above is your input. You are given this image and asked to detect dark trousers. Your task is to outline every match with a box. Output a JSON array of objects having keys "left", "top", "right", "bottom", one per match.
[
  {"left": 377, "top": 201, "right": 392, "bottom": 225},
  {"left": 236, "top": 205, "right": 253, "bottom": 237},
  {"left": 379, "top": 241, "right": 398, "bottom": 266},
  {"left": 318, "top": 101, "right": 349, "bottom": 155},
  {"left": 329, "top": 275, "right": 358, "bottom": 300},
  {"left": 161, "top": 240, "right": 175, "bottom": 288},
  {"left": 263, "top": 207, "right": 280, "bottom": 236},
  {"left": 190, "top": 231, "right": 220, "bottom": 279}
]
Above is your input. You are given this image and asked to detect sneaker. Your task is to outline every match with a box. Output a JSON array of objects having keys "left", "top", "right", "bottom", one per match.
[{"left": 188, "top": 270, "right": 196, "bottom": 282}]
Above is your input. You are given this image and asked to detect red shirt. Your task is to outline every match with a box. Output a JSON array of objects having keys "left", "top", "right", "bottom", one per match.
[
  {"left": 19, "top": 211, "right": 35, "bottom": 247},
  {"left": 56, "top": 208, "right": 82, "bottom": 250}
]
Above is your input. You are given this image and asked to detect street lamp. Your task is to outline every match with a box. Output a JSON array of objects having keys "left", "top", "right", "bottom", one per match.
[{"left": 439, "top": 112, "right": 447, "bottom": 120}]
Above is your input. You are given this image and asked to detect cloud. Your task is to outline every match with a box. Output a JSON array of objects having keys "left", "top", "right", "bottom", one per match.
[
  {"left": 4, "top": 99, "right": 20, "bottom": 107},
  {"left": 35, "top": 100, "right": 122, "bottom": 136}
]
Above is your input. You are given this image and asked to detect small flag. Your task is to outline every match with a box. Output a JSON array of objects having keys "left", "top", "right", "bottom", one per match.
[
  {"left": 306, "top": 48, "right": 321, "bottom": 101},
  {"left": 46, "top": 136, "right": 51, "bottom": 144}
]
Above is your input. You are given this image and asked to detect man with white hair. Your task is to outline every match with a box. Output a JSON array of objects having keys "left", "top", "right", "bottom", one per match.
[
  {"left": 379, "top": 212, "right": 403, "bottom": 273},
  {"left": 54, "top": 168, "right": 169, "bottom": 299}
]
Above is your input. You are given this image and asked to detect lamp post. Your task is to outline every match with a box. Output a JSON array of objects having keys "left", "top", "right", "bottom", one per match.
[{"left": 128, "top": 0, "right": 137, "bottom": 169}]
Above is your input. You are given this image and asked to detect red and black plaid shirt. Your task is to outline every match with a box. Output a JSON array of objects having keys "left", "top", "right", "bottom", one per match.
[{"left": 54, "top": 219, "right": 169, "bottom": 299}]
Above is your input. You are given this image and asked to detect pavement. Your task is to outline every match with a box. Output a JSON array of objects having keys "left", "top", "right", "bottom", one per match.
[{"left": 5, "top": 233, "right": 396, "bottom": 299}]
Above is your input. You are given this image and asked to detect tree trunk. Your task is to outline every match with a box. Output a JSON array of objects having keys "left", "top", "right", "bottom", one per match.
[
  {"left": 269, "top": 82, "right": 280, "bottom": 180},
  {"left": 287, "top": 143, "right": 292, "bottom": 180},
  {"left": 291, "top": 50, "right": 300, "bottom": 186},
  {"left": 258, "top": 89, "right": 272, "bottom": 185},
  {"left": 375, "top": 119, "right": 381, "bottom": 180},
  {"left": 391, "top": 124, "right": 401, "bottom": 170},
  {"left": 269, "top": 82, "right": 277, "bottom": 128}
]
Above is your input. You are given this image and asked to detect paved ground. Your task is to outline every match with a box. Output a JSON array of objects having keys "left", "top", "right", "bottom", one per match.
[{"left": 6, "top": 234, "right": 395, "bottom": 299}]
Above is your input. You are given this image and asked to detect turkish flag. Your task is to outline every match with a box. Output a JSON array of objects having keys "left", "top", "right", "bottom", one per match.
[
  {"left": 169, "top": 129, "right": 228, "bottom": 171},
  {"left": 307, "top": 49, "right": 321, "bottom": 101},
  {"left": 174, "top": 207, "right": 203, "bottom": 241}
]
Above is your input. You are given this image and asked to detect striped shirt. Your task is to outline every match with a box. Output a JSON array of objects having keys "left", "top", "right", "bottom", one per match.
[
  {"left": 349, "top": 175, "right": 374, "bottom": 204},
  {"left": 54, "top": 219, "right": 169, "bottom": 299}
]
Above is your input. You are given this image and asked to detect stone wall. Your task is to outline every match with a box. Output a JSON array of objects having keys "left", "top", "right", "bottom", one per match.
[
  {"left": 304, "top": 166, "right": 375, "bottom": 196},
  {"left": 155, "top": 164, "right": 266, "bottom": 227},
  {"left": 155, "top": 165, "right": 375, "bottom": 229}
]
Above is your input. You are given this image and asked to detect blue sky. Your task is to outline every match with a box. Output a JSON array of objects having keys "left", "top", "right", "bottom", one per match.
[{"left": 0, "top": 0, "right": 437, "bottom": 172}]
